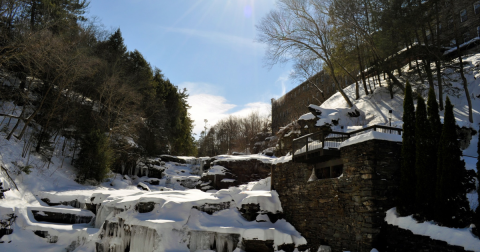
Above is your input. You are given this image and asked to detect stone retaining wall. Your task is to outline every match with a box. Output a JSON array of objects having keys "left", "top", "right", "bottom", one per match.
[{"left": 272, "top": 139, "right": 402, "bottom": 252}]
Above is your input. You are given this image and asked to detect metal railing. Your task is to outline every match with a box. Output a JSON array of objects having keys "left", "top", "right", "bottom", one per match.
[{"left": 292, "top": 125, "right": 402, "bottom": 160}]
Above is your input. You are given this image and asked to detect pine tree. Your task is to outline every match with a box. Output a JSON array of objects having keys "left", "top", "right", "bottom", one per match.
[
  {"left": 474, "top": 125, "right": 480, "bottom": 236},
  {"left": 415, "top": 96, "right": 430, "bottom": 219},
  {"left": 435, "top": 97, "right": 471, "bottom": 227},
  {"left": 75, "top": 129, "right": 113, "bottom": 183},
  {"left": 399, "top": 81, "right": 416, "bottom": 216},
  {"left": 427, "top": 88, "right": 442, "bottom": 141},
  {"left": 425, "top": 88, "right": 442, "bottom": 219}
]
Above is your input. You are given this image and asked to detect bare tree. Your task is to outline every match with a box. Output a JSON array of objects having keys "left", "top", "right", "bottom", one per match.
[
  {"left": 257, "top": 0, "right": 354, "bottom": 107},
  {"left": 290, "top": 57, "right": 326, "bottom": 103}
]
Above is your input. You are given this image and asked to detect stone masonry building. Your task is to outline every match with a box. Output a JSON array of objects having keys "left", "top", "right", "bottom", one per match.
[
  {"left": 441, "top": 0, "right": 480, "bottom": 46},
  {"left": 271, "top": 71, "right": 352, "bottom": 134}
]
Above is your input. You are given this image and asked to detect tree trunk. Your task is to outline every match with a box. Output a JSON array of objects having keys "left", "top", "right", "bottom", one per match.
[
  {"left": 377, "top": 71, "right": 382, "bottom": 87},
  {"left": 30, "top": 1, "right": 36, "bottom": 31},
  {"left": 435, "top": 60, "right": 444, "bottom": 110},
  {"left": 386, "top": 71, "right": 405, "bottom": 92},
  {"left": 423, "top": 59, "right": 435, "bottom": 90},
  {"left": 457, "top": 52, "right": 473, "bottom": 123},
  {"left": 6, "top": 106, "right": 25, "bottom": 140},
  {"left": 328, "top": 65, "right": 353, "bottom": 107},
  {"left": 355, "top": 32, "right": 369, "bottom": 95},
  {"left": 355, "top": 80, "right": 359, "bottom": 100}
]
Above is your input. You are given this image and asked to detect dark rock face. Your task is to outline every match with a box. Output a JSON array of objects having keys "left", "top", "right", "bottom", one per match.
[
  {"left": 137, "top": 182, "right": 150, "bottom": 191},
  {"left": 375, "top": 222, "right": 470, "bottom": 252},
  {"left": 135, "top": 202, "right": 156, "bottom": 213},
  {"left": 239, "top": 203, "right": 261, "bottom": 221},
  {"left": 146, "top": 179, "right": 160, "bottom": 185},
  {"left": 160, "top": 155, "right": 187, "bottom": 164},
  {"left": 0, "top": 182, "right": 10, "bottom": 199},
  {"left": 239, "top": 204, "right": 283, "bottom": 224},
  {"left": 272, "top": 139, "right": 402, "bottom": 252},
  {"left": 242, "top": 239, "right": 274, "bottom": 252},
  {"left": 143, "top": 167, "right": 164, "bottom": 179},
  {"left": 0, "top": 213, "right": 16, "bottom": 240},
  {"left": 41, "top": 198, "right": 83, "bottom": 208},
  {"left": 200, "top": 159, "right": 272, "bottom": 190},
  {"left": 193, "top": 202, "right": 231, "bottom": 215},
  {"left": 40, "top": 198, "right": 99, "bottom": 215},
  {"left": 33, "top": 230, "right": 58, "bottom": 243},
  {"left": 31, "top": 210, "right": 93, "bottom": 224},
  {"left": 0, "top": 229, "right": 12, "bottom": 240}
]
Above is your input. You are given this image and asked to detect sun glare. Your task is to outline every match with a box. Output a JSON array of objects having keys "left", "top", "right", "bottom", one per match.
[{"left": 244, "top": 5, "right": 253, "bottom": 18}]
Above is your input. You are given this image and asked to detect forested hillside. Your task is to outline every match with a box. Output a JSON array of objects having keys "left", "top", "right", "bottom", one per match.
[{"left": 0, "top": 1, "right": 196, "bottom": 182}]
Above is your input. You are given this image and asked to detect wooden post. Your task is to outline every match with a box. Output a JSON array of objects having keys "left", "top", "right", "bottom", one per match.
[{"left": 306, "top": 135, "right": 309, "bottom": 160}]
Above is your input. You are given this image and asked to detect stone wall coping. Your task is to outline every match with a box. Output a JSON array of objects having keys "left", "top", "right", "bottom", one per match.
[{"left": 339, "top": 131, "right": 402, "bottom": 149}]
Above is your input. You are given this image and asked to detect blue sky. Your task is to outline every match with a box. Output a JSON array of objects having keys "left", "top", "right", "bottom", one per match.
[{"left": 88, "top": 0, "right": 296, "bottom": 136}]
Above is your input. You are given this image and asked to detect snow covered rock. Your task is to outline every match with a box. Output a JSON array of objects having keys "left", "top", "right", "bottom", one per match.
[
  {"left": 137, "top": 182, "right": 150, "bottom": 191},
  {"left": 200, "top": 158, "right": 273, "bottom": 190},
  {"left": 29, "top": 207, "right": 94, "bottom": 224}
]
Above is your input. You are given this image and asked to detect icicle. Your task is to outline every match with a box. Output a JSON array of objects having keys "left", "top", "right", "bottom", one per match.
[
  {"left": 189, "top": 231, "right": 215, "bottom": 251},
  {"left": 308, "top": 168, "right": 318, "bottom": 182}
]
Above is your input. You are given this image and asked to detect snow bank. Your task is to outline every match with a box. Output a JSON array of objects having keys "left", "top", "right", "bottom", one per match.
[
  {"left": 213, "top": 154, "right": 276, "bottom": 164},
  {"left": 385, "top": 208, "right": 480, "bottom": 252}
]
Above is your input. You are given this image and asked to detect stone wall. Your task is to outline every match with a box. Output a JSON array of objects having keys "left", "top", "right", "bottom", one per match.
[
  {"left": 272, "top": 139, "right": 402, "bottom": 252},
  {"left": 271, "top": 70, "right": 351, "bottom": 134}
]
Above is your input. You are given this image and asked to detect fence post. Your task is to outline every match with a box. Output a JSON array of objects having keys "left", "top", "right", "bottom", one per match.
[{"left": 306, "top": 135, "right": 308, "bottom": 160}]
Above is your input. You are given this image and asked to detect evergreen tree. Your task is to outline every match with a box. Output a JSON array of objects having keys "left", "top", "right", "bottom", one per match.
[
  {"left": 26, "top": 0, "right": 89, "bottom": 33},
  {"left": 435, "top": 97, "right": 471, "bottom": 227},
  {"left": 75, "top": 129, "right": 113, "bottom": 183},
  {"left": 425, "top": 88, "right": 442, "bottom": 219},
  {"left": 415, "top": 96, "right": 431, "bottom": 219},
  {"left": 474, "top": 125, "right": 480, "bottom": 236},
  {"left": 399, "top": 81, "right": 416, "bottom": 216}
]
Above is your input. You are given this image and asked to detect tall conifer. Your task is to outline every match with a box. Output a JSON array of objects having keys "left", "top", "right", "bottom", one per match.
[
  {"left": 474, "top": 125, "right": 480, "bottom": 235},
  {"left": 415, "top": 96, "right": 430, "bottom": 219},
  {"left": 425, "top": 88, "right": 441, "bottom": 219},
  {"left": 435, "top": 97, "right": 471, "bottom": 227},
  {"left": 399, "top": 81, "right": 416, "bottom": 216},
  {"left": 427, "top": 88, "right": 442, "bottom": 141}
]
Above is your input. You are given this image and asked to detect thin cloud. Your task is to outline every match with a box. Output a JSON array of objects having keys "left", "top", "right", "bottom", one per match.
[
  {"left": 231, "top": 102, "right": 271, "bottom": 118},
  {"left": 159, "top": 26, "right": 262, "bottom": 49},
  {"left": 181, "top": 82, "right": 271, "bottom": 138},
  {"left": 272, "top": 69, "right": 294, "bottom": 99}
]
